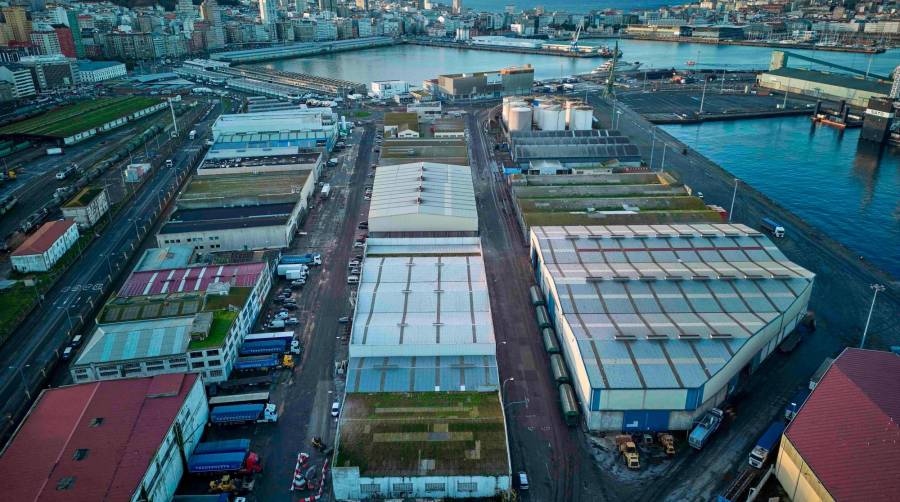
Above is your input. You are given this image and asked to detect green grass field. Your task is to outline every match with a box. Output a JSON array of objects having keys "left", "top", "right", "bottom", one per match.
[{"left": 0, "top": 97, "right": 162, "bottom": 138}]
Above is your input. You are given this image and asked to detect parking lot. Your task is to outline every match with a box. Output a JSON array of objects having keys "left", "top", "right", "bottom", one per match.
[{"left": 176, "top": 123, "right": 376, "bottom": 500}]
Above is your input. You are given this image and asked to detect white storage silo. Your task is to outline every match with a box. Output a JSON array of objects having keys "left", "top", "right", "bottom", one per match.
[
  {"left": 543, "top": 105, "right": 565, "bottom": 131},
  {"left": 502, "top": 96, "right": 515, "bottom": 125},
  {"left": 508, "top": 107, "right": 533, "bottom": 132},
  {"left": 536, "top": 101, "right": 553, "bottom": 130},
  {"left": 570, "top": 106, "right": 594, "bottom": 130}
]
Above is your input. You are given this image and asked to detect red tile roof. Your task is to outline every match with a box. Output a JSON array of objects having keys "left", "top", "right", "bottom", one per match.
[
  {"left": 0, "top": 374, "right": 200, "bottom": 502},
  {"left": 118, "top": 262, "right": 267, "bottom": 297},
  {"left": 784, "top": 348, "right": 900, "bottom": 502},
  {"left": 11, "top": 219, "right": 77, "bottom": 257}
]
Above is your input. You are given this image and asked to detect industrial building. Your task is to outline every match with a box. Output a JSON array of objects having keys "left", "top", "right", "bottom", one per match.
[
  {"left": 775, "top": 348, "right": 900, "bottom": 502},
  {"left": 226, "top": 78, "right": 305, "bottom": 101},
  {"left": 383, "top": 112, "right": 421, "bottom": 138},
  {"left": 371, "top": 80, "right": 410, "bottom": 99},
  {"left": 510, "top": 172, "right": 723, "bottom": 237},
  {"left": 380, "top": 137, "right": 469, "bottom": 166},
  {"left": 71, "top": 261, "right": 271, "bottom": 383},
  {"left": 333, "top": 148, "right": 510, "bottom": 498},
  {"left": 0, "top": 374, "right": 208, "bottom": 502},
  {"left": 758, "top": 50, "right": 896, "bottom": 108},
  {"left": 61, "top": 186, "right": 110, "bottom": 229},
  {"left": 332, "top": 392, "right": 510, "bottom": 499},
  {"left": 159, "top": 170, "right": 315, "bottom": 252},
  {"left": 199, "top": 151, "right": 322, "bottom": 176},
  {"left": 211, "top": 109, "right": 339, "bottom": 150},
  {"left": 508, "top": 130, "right": 642, "bottom": 171},
  {"left": 530, "top": 224, "right": 815, "bottom": 431},
  {"left": 368, "top": 162, "right": 478, "bottom": 235},
  {"left": 11, "top": 219, "right": 79, "bottom": 273},
  {"left": 435, "top": 64, "right": 534, "bottom": 101}
]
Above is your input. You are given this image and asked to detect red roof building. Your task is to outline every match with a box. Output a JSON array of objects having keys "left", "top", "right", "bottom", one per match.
[
  {"left": 775, "top": 348, "right": 900, "bottom": 502},
  {"left": 118, "top": 262, "right": 267, "bottom": 297},
  {"left": 0, "top": 374, "right": 208, "bottom": 502},
  {"left": 11, "top": 219, "right": 79, "bottom": 273}
]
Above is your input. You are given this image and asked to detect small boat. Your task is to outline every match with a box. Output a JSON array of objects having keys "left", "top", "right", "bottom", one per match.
[
  {"left": 598, "top": 46, "right": 624, "bottom": 58},
  {"left": 686, "top": 60, "right": 697, "bottom": 66},
  {"left": 591, "top": 60, "right": 641, "bottom": 74}
]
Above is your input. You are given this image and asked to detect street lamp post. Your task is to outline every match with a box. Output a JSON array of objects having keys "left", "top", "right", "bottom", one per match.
[
  {"left": 728, "top": 178, "right": 739, "bottom": 223},
  {"left": 860, "top": 284, "right": 886, "bottom": 349},
  {"left": 9, "top": 365, "right": 31, "bottom": 400}
]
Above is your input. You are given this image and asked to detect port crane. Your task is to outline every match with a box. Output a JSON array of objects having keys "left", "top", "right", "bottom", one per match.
[{"left": 569, "top": 24, "right": 582, "bottom": 52}]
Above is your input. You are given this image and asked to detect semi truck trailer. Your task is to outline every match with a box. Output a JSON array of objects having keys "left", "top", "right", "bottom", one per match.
[
  {"left": 209, "top": 403, "right": 278, "bottom": 425},
  {"left": 761, "top": 218, "right": 785, "bottom": 238},
  {"left": 749, "top": 421, "right": 786, "bottom": 468}
]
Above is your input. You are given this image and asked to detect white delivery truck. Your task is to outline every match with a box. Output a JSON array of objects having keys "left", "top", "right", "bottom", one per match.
[{"left": 189, "top": 130, "right": 197, "bottom": 140}]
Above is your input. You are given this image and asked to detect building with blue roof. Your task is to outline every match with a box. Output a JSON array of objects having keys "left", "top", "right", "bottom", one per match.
[{"left": 530, "top": 223, "right": 815, "bottom": 431}]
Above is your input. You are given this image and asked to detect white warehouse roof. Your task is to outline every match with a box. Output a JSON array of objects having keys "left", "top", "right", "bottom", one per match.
[
  {"left": 211, "top": 109, "right": 336, "bottom": 138},
  {"left": 350, "top": 238, "right": 495, "bottom": 359},
  {"left": 531, "top": 223, "right": 815, "bottom": 393},
  {"left": 369, "top": 162, "right": 478, "bottom": 234}
]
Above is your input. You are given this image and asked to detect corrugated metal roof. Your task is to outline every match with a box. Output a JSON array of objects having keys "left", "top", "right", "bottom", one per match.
[
  {"left": 346, "top": 355, "right": 499, "bottom": 392},
  {"left": 119, "top": 262, "right": 266, "bottom": 297},
  {"left": 784, "top": 348, "right": 900, "bottom": 501},
  {"left": 350, "top": 240, "right": 496, "bottom": 360},
  {"left": 533, "top": 224, "right": 814, "bottom": 390},
  {"left": 369, "top": 162, "right": 478, "bottom": 231},
  {"left": 74, "top": 317, "right": 193, "bottom": 365},
  {"left": 0, "top": 374, "right": 199, "bottom": 502}
]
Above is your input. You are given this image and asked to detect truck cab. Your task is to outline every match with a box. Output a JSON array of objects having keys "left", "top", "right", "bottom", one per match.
[
  {"left": 165, "top": 159, "right": 174, "bottom": 168},
  {"left": 749, "top": 421, "right": 786, "bottom": 468},
  {"left": 689, "top": 408, "right": 724, "bottom": 449}
]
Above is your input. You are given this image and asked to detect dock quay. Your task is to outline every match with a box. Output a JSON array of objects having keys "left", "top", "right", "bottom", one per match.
[
  {"left": 210, "top": 36, "right": 396, "bottom": 64},
  {"left": 405, "top": 38, "right": 610, "bottom": 58},
  {"left": 622, "top": 34, "right": 886, "bottom": 54},
  {"left": 615, "top": 89, "right": 816, "bottom": 124},
  {"left": 218, "top": 66, "right": 366, "bottom": 96}
]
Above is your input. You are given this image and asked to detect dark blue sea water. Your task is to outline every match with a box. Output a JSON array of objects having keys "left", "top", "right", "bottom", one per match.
[{"left": 663, "top": 118, "right": 900, "bottom": 278}]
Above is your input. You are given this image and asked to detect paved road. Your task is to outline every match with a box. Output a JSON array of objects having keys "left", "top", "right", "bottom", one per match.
[
  {"left": 467, "top": 111, "right": 619, "bottom": 502},
  {"left": 584, "top": 93, "right": 900, "bottom": 501},
  {"left": 0, "top": 103, "right": 219, "bottom": 440},
  {"left": 192, "top": 125, "right": 375, "bottom": 501}
]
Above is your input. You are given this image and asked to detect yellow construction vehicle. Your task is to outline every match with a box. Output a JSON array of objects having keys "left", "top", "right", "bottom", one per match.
[
  {"left": 657, "top": 432, "right": 676, "bottom": 457},
  {"left": 282, "top": 354, "right": 294, "bottom": 368},
  {"left": 615, "top": 434, "right": 640, "bottom": 469},
  {"left": 209, "top": 475, "right": 237, "bottom": 493}
]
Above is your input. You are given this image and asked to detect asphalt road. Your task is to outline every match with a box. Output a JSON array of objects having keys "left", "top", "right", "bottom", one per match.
[
  {"left": 0, "top": 103, "right": 219, "bottom": 441},
  {"left": 583, "top": 92, "right": 900, "bottom": 501},
  {"left": 187, "top": 125, "right": 375, "bottom": 501},
  {"left": 467, "top": 111, "right": 619, "bottom": 502}
]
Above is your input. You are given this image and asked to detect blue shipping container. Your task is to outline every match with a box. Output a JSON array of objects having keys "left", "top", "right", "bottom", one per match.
[
  {"left": 234, "top": 354, "right": 278, "bottom": 370},
  {"left": 239, "top": 339, "right": 287, "bottom": 356},
  {"left": 194, "top": 439, "right": 251, "bottom": 455},
  {"left": 210, "top": 404, "right": 263, "bottom": 423},
  {"left": 188, "top": 451, "right": 246, "bottom": 473}
]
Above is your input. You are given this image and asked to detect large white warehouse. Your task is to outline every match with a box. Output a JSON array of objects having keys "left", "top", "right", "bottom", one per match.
[
  {"left": 368, "top": 162, "right": 478, "bottom": 235},
  {"left": 530, "top": 223, "right": 815, "bottom": 431}
]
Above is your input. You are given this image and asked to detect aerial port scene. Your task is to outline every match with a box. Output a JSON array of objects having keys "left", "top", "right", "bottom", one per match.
[{"left": 0, "top": 0, "right": 897, "bottom": 501}]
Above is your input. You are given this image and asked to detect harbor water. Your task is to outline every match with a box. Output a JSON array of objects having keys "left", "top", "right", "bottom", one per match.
[{"left": 265, "top": 41, "right": 900, "bottom": 278}]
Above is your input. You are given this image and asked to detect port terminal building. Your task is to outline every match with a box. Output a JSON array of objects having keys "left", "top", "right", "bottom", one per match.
[{"left": 529, "top": 224, "right": 814, "bottom": 431}]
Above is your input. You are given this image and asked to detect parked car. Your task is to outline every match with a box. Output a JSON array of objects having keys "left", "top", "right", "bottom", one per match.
[
  {"left": 518, "top": 472, "right": 529, "bottom": 491},
  {"left": 331, "top": 401, "right": 340, "bottom": 417},
  {"left": 285, "top": 317, "right": 300, "bottom": 326},
  {"left": 62, "top": 346, "right": 74, "bottom": 360},
  {"left": 338, "top": 316, "right": 350, "bottom": 324},
  {"left": 275, "top": 311, "right": 290, "bottom": 320},
  {"left": 358, "top": 221, "right": 368, "bottom": 229}
]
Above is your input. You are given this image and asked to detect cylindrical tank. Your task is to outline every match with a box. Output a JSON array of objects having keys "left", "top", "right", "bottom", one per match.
[
  {"left": 508, "top": 107, "right": 533, "bottom": 132},
  {"left": 536, "top": 101, "right": 553, "bottom": 130},
  {"left": 502, "top": 96, "right": 515, "bottom": 124},
  {"left": 543, "top": 105, "right": 565, "bottom": 131},
  {"left": 570, "top": 106, "right": 593, "bottom": 131}
]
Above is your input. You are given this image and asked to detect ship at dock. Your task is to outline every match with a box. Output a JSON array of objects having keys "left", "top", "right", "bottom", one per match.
[{"left": 592, "top": 60, "right": 641, "bottom": 74}]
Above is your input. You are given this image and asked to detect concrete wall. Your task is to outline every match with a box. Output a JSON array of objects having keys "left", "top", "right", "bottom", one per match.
[
  {"left": 332, "top": 467, "right": 510, "bottom": 500},
  {"left": 775, "top": 436, "right": 835, "bottom": 502},
  {"left": 758, "top": 73, "right": 887, "bottom": 108},
  {"left": 131, "top": 375, "right": 209, "bottom": 502},
  {"left": 158, "top": 224, "right": 290, "bottom": 252}
]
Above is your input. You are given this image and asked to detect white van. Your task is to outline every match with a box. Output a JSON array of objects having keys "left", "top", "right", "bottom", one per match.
[{"left": 347, "top": 275, "right": 359, "bottom": 285}]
